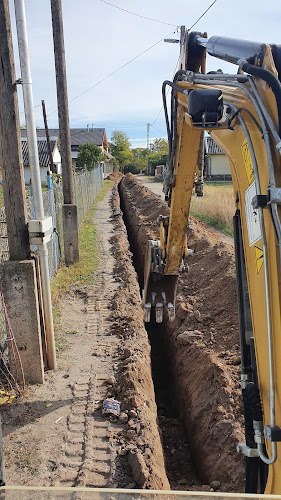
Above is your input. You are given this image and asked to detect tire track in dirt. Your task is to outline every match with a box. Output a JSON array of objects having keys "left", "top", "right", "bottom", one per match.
[{"left": 54, "top": 193, "right": 123, "bottom": 488}]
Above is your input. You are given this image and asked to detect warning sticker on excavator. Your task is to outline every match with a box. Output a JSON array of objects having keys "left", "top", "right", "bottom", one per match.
[
  {"left": 245, "top": 182, "right": 262, "bottom": 246},
  {"left": 241, "top": 138, "right": 255, "bottom": 185},
  {"left": 255, "top": 246, "right": 264, "bottom": 274}
]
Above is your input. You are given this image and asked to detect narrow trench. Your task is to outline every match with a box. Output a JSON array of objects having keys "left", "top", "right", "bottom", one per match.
[{"left": 118, "top": 183, "right": 202, "bottom": 489}]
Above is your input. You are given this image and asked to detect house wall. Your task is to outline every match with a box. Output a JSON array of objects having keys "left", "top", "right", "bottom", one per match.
[
  {"left": 208, "top": 154, "right": 231, "bottom": 177},
  {"left": 24, "top": 166, "right": 50, "bottom": 185},
  {"left": 53, "top": 146, "right": 62, "bottom": 175}
]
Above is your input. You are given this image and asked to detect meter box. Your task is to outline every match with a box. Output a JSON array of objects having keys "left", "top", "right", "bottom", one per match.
[{"left": 28, "top": 216, "right": 53, "bottom": 245}]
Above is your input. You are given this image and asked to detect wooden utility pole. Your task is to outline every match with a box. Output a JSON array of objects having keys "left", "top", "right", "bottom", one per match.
[
  {"left": 50, "top": 0, "right": 75, "bottom": 205},
  {"left": 50, "top": 0, "right": 79, "bottom": 265},
  {"left": 0, "top": 0, "right": 30, "bottom": 260},
  {"left": 42, "top": 100, "right": 55, "bottom": 173},
  {"left": 0, "top": 0, "right": 45, "bottom": 384}
]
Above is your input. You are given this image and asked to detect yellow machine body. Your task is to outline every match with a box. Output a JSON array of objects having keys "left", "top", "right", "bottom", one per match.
[{"left": 143, "top": 30, "right": 281, "bottom": 494}]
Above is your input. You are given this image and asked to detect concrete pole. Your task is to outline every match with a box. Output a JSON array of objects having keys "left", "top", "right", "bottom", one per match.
[
  {"left": 50, "top": 0, "right": 79, "bottom": 265},
  {"left": 0, "top": 0, "right": 44, "bottom": 383},
  {"left": 14, "top": 0, "right": 57, "bottom": 371}
]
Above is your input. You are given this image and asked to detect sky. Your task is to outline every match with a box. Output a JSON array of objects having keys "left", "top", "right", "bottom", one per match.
[{"left": 8, "top": 0, "right": 281, "bottom": 148}]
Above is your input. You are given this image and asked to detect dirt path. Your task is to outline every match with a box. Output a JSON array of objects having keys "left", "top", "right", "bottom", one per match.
[
  {"left": 2, "top": 186, "right": 168, "bottom": 489},
  {"left": 137, "top": 176, "right": 165, "bottom": 201}
]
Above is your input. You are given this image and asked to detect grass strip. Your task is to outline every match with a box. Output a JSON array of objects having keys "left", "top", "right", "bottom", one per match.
[
  {"left": 189, "top": 208, "right": 234, "bottom": 237},
  {"left": 190, "top": 183, "right": 235, "bottom": 237},
  {"left": 51, "top": 180, "right": 113, "bottom": 303}
]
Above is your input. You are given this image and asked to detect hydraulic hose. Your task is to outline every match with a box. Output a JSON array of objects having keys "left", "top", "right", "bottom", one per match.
[{"left": 239, "top": 60, "right": 281, "bottom": 137}]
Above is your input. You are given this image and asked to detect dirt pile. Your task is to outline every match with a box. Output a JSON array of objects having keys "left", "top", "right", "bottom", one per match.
[
  {"left": 119, "top": 173, "right": 244, "bottom": 492},
  {"left": 106, "top": 172, "right": 123, "bottom": 181},
  {"left": 109, "top": 183, "right": 169, "bottom": 490}
]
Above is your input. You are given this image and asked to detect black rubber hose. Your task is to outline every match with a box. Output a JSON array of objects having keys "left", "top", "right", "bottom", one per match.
[
  {"left": 240, "top": 61, "right": 281, "bottom": 137},
  {"left": 162, "top": 82, "right": 171, "bottom": 146}
]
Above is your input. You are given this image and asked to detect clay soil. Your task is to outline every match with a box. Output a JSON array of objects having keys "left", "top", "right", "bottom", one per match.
[
  {"left": 119, "top": 174, "right": 245, "bottom": 492},
  {"left": 1, "top": 173, "right": 245, "bottom": 493}
]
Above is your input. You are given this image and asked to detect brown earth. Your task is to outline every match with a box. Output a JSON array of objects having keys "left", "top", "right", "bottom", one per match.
[
  {"left": 2, "top": 181, "right": 168, "bottom": 490},
  {"left": 1, "top": 174, "right": 245, "bottom": 493},
  {"left": 119, "top": 173, "right": 244, "bottom": 492}
]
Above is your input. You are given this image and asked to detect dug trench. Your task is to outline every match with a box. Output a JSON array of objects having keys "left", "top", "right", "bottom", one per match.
[{"left": 117, "top": 173, "right": 245, "bottom": 492}]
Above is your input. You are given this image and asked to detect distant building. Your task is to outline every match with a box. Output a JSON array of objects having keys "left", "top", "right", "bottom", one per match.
[
  {"left": 21, "top": 128, "right": 114, "bottom": 177},
  {"left": 155, "top": 165, "right": 164, "bottom": 180},
  {"left": 21, "top": 137, "right": 61, "bottom": 184},
  {"left": 205, "top": 136, "right": 231, "bottom": 180}
]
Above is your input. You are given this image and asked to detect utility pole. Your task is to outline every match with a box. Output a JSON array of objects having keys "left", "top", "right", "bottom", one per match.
[
  {"left": 146, "top": 123, "right": 150, "bottom": 175},
  {"left": 50, "top": 0, "right": 79, "bottom": 265},
  {"left": 0, "top": 1, "right": 29, "bottom": 261},
  {"left": 0, "top": 0, "right": 45, "bottom": 383},
  {"left": 42, "top": 100, "right": 55, "bottom": 173},
  {"left": 14, "top": 0, "right": 57, "bottom": 372}
]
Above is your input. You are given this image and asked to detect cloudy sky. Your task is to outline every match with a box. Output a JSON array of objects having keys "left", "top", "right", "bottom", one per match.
[{"left": 8, "top": 0, "right": 281, "bottom": 148}]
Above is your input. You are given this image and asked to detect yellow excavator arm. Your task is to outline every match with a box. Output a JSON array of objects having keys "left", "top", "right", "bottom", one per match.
[{"left": 143, "top": 27, "right": 281, "bottom": 494}]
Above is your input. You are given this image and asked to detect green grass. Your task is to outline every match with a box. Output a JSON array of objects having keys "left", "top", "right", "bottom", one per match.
[
  {"left": 190, "top": 183, "right": 235, "bottom": 237},
  {"left": 0, "top": 186, "right": 4, "bottom": 209},
  {"left": 51, "top": 180, "right": 113, "bottom": 303}
]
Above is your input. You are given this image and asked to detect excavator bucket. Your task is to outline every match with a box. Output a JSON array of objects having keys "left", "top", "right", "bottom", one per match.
[{"left": 142, "top": 240, "right": 178, "bottom": 323}]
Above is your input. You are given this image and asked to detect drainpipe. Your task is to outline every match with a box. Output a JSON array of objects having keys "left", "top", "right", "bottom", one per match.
[{"left": 14, "top": 0, "right": 57, "bottom": 370}]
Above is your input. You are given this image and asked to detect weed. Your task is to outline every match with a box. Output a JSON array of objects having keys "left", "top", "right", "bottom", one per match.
[
  {"left": 5, "top": 440, "right": 41, "bottom": 475},
  {"left": 65, "top": 330, "right": 79, "bottom": 335},
  {"left": 55, "top": 336, "right": 66, "bottom": 352}
]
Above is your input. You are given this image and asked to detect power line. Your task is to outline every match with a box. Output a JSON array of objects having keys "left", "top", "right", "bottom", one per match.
[
  {"left": 151, "top": 53, "right": 180, "bottom": 126},
  {"left": 150, "top": 124, "right": 167, "bottom": 135},
  {"left": 98, "top": 0, "right": 178, "bottom": 27},
  {"left": 188, "top": 0, "right": 219, "bottom": 31},
  {"left": 47, "top": 28, "right": 177, "bottom": 118}
]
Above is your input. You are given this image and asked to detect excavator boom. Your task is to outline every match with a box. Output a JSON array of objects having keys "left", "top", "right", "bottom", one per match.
[{"left": 143, "top": 28, "right": 281, "bottom": 494}]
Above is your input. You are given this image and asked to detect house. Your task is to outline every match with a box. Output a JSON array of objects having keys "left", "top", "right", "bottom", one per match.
[
  {"left": 21, "top": 137, "right": 61, "bottom": 184},
  {"left": 155, "top": 165, "right": 164, "bottom": 180},
  {"left": 23, "top": 127, "right": 113, "bottom": 177},
  {"left": 205, "top": 136, "right": 231, "bottom": 180}
]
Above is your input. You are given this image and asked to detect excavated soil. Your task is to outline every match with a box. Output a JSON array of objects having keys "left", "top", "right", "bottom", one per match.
[
  {"left": 2, "top": 174, "right": 245, "bottom": 493},
  {"left": 119, "top": 173, "right": 245, "bottom": 492}
]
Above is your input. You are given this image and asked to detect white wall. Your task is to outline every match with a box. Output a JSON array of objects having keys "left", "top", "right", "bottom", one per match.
[
  {"left": 24, "top": 166, "right": 50, "bottom": 184},
  {"left": 209, "top": 154, "right": 231, "bottom": 176}
]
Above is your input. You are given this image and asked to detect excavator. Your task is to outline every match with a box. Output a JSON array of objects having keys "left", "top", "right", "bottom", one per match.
[{"left": 143, "top": 26, "right": 281, "bottom": 495}]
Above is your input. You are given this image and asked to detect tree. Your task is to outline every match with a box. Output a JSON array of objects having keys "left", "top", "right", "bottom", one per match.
[
  {"left": 109, "top": 130, "right": 133, "bottom": 171},
  {"left": 76, "top": 143, "right": 104, "bottom": 171},
  {"left": 150, "top": 138, "right": 169, "bottom": 154}
]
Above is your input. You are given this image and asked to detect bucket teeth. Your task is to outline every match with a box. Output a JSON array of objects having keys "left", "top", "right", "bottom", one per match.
[
  {"left": 168, "top": 302, "right": 175, "bottom": 322},
  {"left": 144, "top": 303, "right": 151, "bottom": 322},
  {"left": 155, "top": 302, "right": 164, "bottom": 323},
  {"left": 151, "top": 292, "right": 157, "bottom": 305}
]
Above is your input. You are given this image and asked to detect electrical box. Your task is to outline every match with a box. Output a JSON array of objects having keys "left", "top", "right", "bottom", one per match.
[{"left": 28, "top": 216, "right": 53, "bottom": 245}]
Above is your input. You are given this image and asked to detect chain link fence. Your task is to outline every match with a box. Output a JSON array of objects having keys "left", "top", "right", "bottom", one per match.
[{"left": 0, "top": 166, "right": 104, "bottom": 278}]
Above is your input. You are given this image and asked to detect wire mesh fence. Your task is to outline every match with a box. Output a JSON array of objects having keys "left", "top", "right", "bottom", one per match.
[
  {"left": 0, "top": 166, "right": 103, "bottom": 391},
  {"left": 0, "top": 165, "right": 104, "bottom": 278}
]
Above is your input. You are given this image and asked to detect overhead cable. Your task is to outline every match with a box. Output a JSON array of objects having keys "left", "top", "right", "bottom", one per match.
[
  {"left": 151, "top": 54, "right": 180, "bottom": 125},
  {"left": 98, "top": 0, "right": 178, "bottom": 27},
  {"left": 188, "top": 0, "right": 219, "bottom": 31},
  {"left": 47, "top": 28, "right": 177, "bottom": 118}
]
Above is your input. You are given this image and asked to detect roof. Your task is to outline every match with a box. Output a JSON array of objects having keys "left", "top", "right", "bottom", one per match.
[
  {"left": 205, "top": 136, "right": 224, "bottom": 155},
  {"left": 21, "top": 137, "right": 58, "bottom": 167},
  {"left": 21, "top": 128, "right": 106, "bottom": 148}
]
